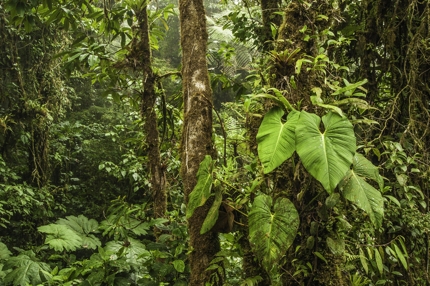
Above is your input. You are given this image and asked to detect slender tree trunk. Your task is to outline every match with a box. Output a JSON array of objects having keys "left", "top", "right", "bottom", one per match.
[
  {"left": 178, "top": 0, "right": 220, "bottom": 284},
  {"left": 137, "top": 7, "right": 167, "bottom": 223},
  {"left": 260, "top": 0, "right": 282, "bottom": 50}
]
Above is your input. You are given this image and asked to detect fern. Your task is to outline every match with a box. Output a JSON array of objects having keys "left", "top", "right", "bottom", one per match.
[
  {"left": 345, "top": 253, "right": 362, "bottom": 263},
  {"left": 38, "top": 224, "right": 82, "bottom": 252},
  {"left": 3, "top": 250, "right": 52, "bottom": 286},
  {"left": 206, "top": 11, "right": 256, "bottom": 76}
]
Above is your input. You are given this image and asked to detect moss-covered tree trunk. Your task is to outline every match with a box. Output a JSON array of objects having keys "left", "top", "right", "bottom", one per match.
[
  {"left": 262, "top": 1, "right": 348, "bottom": 285},
  {"left": 260, "top": 0, "right": 282, "bottom": 50},
  {"left": 179, "top": 0, "right": 220, "bottom": 284},
  {"left": 136, "top": 7, "right": 167, "bottom": 223}
]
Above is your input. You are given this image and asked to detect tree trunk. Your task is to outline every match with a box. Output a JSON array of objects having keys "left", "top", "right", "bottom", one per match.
[
  {"left": 178, "top": 0, "right": 220, "bottom": 284},
  {"left": 137, "top": 7, "right": 167, "bottom": 224},
  {"left": 260, "top": 0, "right": 282, "bottom": 50}
]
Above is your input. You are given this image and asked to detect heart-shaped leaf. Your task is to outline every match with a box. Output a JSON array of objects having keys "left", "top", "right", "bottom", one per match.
[
  {"left": 257, "top": 108, "right": 299, "bottom": 173},
  {"left": 295, "top": 111, "right": 356, "bottom": 193},
  {"left": 249, "top": 194, "right": 299, "bottom": 272}
]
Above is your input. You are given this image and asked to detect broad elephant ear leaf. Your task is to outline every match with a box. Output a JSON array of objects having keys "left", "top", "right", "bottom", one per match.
[
  {"left": 257, "top": 108, "right": 300, "bottom": 173},
  {"left": 340, "top": 153, "right": 384, "bottom": 227},
  {"left": 249, "top": 194, "right": 299, "bottom": 272},
  {"left": 352, "top": 153, "right": 384, "bottom": 190},
  {"left": 186, "top": 155, "right": 213, "bottom": 219},
  {"left": 295, "top": 111, "right": 356, "bottom": 193}
]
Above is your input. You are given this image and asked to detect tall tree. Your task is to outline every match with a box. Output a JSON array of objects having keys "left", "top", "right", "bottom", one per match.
[
  {"left": 179, "top": 0, "right": 219, "bottom": 284},
  {"left": 135, "top": 3, "right": 167, "bottom": 224}
]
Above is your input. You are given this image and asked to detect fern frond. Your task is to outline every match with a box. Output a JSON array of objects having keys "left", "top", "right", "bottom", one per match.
[{"left": 345, "top": 253, "right": 362, "bottom": 262}]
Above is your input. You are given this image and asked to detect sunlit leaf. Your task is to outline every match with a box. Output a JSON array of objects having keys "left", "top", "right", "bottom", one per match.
[
  {"left": 172, "top": 260, "right": 185, "bottom": 273},
  {"left": 295, "top": 111, "right": 356, "bottom": 193},
  {"left": 38, "top": 224, "right": 82, "bottom": 252},
  {"left": 56, "top": 215, "right": 101, "bottom": 249},
  {"left": 332, "top": 79, "right": 368, "bottom": 96},
  {"left": 0, "top": 242, "right": 11, "bottom": 260},
  {"left": 257, "top": 108, "right": 299, "bottom": 173}
]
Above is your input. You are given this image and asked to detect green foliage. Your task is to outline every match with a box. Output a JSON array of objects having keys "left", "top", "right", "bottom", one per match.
[
  {"left": 200, "top": 188, "right": 223, "bottom": 234},
  {"left": 104, "top": 238, "right": 150, "bottom": 268},
  {"left": 3, "top": 250, "right": 52, "bottom": 286},
  {"left": 340, "top": 154, "right": 384, "bottom": 227},
  {"left": 186, "top": 155, "right": 214, "bottom": 219},
  {"left": 256, "top": 108, "right": 299, "bottom": 173},
  {"left": 248, "top": 194, "right": 299, "bottom": 273},
  {"left": 326, "top": 236, "right": 345, "bottom": 256},
  {"left": 1, "top": 0, "right": 429, "bottom": 284},
  {"left": 0, "top": 243, "right": 11, "bottom": 260},
  {"left": 56, "top": 215, "right": 101, "bottom": 249},
  {"left": 357, "top": 236, "right": 409, "bottom": 283},
  {"left": 38, "top": 224, "right": 83, "bottom": 252},
  {"left": 295, "top": 111, "right": 356, "bottom": 193},
  {"left": 256, "top": 108, "right": 357, "bottom": 193},
  {"left": 99, "top": 198, "right": 152, "bottom": 239}
]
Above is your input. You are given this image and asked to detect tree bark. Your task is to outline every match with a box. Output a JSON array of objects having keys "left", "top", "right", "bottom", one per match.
[
  {"left": 178, "top": 0, "right": 220, "bottom": 284},
  {"left": 260, "top": 0, "right": 282, "bottom": 50},
  {"left": 137, "top": 7, "right": 167, "bottom": 224}
]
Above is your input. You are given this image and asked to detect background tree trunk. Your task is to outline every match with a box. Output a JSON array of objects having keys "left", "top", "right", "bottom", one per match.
[
  {"left": 179, "top": 0, "right": 220, "bottom": 284},
  {"left": 136, "top": 6, "right": 167, "bottom": 225}
]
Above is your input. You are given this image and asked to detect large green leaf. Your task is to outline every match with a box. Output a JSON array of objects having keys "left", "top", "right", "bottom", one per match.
[
  {"left": 340, "top": 170, "right": 384, "bottom": 228},
  {"left": 295, "top": 111, "right": 356, "bottom": 193},
  {"left": 4, "top": 251, "right": 52, "bottom": 286},
  {"left": 105, "top": 238, "right": 150, "bottom": 265},
  {"left": 0, "top": 242, "right": 11, "bottom": 260},
  {"left": 57, "top": 215, "right": 99, "bottom": 234},
  {"left": 249, "top": 194, "right": 299, "bottom": 272},
  {"left": 57, "top": 215, "right": 101, "bottom": 250},
  {"left": 186, "top": 155, "right": 213, "bottom": 219},
  {"left": 38, "top": 224, "right": 83, "bottom": 252},
  {"left": 352, "top": 153, "right": 384, "bottom": 190},
  {"left": 257, "top": 108, "right": 299, "bottom": 173}
]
